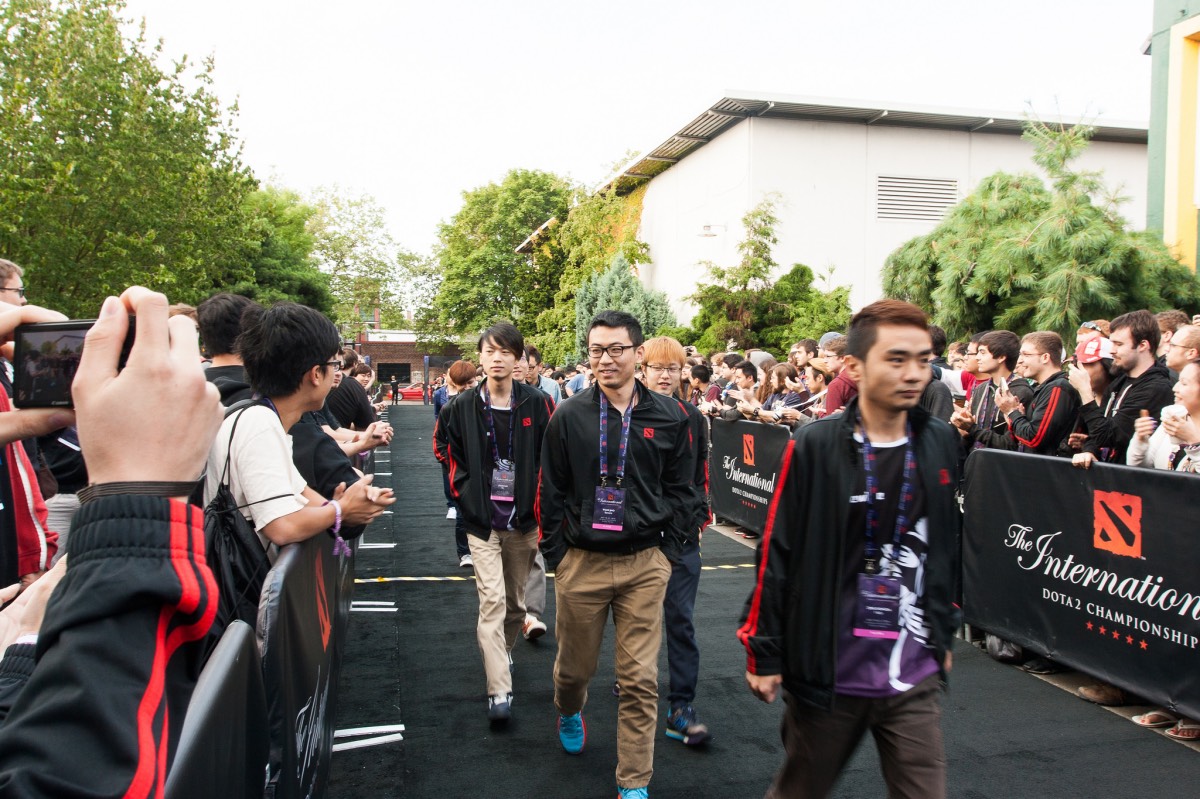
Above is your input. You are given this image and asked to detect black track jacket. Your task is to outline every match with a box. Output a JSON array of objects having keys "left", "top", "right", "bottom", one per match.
[
  {"left": 538, "top": 382, "right": 698, "bottom": 559},
  {"left": 433, "top": 380, "right": 554, "bottom": 538},
  {"left": 737, "top": 399, "right": 960, "bottom": 711},
  {"left": 1004, "top": 370, "right": 1081, "bottom": 455}
]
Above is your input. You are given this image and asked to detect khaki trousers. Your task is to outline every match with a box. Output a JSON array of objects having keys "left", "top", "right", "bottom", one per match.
[
  {"left": 467, "top": 528, "right": 539, "bottom": 697},
  {"left": 553, "top": 547, "right": 671, "bottom": 789}
]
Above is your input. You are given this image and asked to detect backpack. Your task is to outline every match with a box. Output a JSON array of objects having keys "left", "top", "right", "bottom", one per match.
[{"left": 202, "top": 400, "right": 290, "bottom": 650}]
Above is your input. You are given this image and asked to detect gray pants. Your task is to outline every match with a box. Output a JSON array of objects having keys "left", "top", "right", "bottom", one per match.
[
  {"left": 524, "top": 549, "right": 546, "bottom": 618},
  {"left": 46, "top": 493, "right": 80, "bottom": 565}
]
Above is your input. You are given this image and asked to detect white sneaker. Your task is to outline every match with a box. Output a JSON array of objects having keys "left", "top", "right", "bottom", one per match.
[
  {"left": 522, "top": 614, "right": 547, "bottom": 641},
  {"left": 459, "top": 554, "right": 474, "bottom": 568},
  {"left": 446, "top": 507, "right": 457, "bottom": 519}
]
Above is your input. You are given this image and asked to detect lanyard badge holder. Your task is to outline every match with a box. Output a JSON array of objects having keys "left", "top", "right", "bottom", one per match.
[
  {"left": 593, "top": 392, "right": 633, "bottom": 531},
  {"left": 482, "top": 384, "right": 517, "bottom": 502},
  {"left": 852, "top": 414, "right": 915, "bottom": 640}
]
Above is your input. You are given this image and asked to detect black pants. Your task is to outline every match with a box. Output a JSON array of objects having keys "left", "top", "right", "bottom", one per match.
[
  {"left": 663, "top": 538, "right": 701, "bottom": 706},
  {"left": 766, "top": 675, "right": 945, "bottom": 799}
]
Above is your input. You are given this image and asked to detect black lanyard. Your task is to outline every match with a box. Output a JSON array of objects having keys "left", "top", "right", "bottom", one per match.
[
  {"left": 482, "top": 383, "right": 515, "bottom": 464},
  {"left": 858, "top": 411, "right": 916, "bottom": 575},
  {"left": 599, "top": 391, "right": 634, "bottom": 487}
]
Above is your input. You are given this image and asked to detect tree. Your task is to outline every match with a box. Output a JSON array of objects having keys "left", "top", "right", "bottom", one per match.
[
  {"left": 431, "top": 169, "right": 572, "bottom": 337},
  {"left": 882, "top": 119, "right": 1200, "bottom": 341},
  {"left": 573, "top": 254, "right": 676, "bottom": 359},
  {"left": 0, "top": 0, "right": 257, "bottom": 317},
  {"left": 308, "top": 187, "right": 407, "bottom": 338},
  {"left": 224, "top": 187, "right": 333, "bottom": 312},
  {"left": 682, "top": 195, "right": 851, "bottom": 354}
]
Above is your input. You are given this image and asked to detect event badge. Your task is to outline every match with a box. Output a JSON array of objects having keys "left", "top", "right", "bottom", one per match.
[
  {"left": 592, "top": 485, "right": 626, "bottom": 531},
  {"left": 852, "top": 573, "right": 902, "bottom": 639},
  {"left": 490, "top": 458, "right": 516, "bottom": 501}
]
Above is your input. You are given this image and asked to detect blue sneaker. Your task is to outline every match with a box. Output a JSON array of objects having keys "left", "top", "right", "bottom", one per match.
[
  {"left": 487, "top": 693, "right": 511, "bottom": 724},
  {"left": 617, "top": 788, "right": 649, "bottom": 799},
  {"left": 558, "top": 712, "right": 586, "bottom": 754},
  {"left": 665, "top": 704, "right": 709, "bottom": 746}
]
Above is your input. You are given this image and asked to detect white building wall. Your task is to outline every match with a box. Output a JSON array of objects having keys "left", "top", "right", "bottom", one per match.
[{"left": 638, "top": 116, "right": 1148, "bottom": 324}]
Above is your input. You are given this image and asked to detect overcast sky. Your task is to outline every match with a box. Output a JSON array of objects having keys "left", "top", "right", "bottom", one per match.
[{"left": 122, "top": 0, "right": 1154, "bottom": 255}]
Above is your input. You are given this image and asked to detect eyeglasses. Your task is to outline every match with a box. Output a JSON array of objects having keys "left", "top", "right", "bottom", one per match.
[
  {"left": 644, "top": 364, "right": 682, "bottom": 375},
  {"left": 965, "top": 350, "right": 978, "bottom": 358},
  {"left": 320, "top": 359, "right": 341, "bottom": 369},
  {"left": 0, "top": 287, "right": 25, "bottom": 298},
  {"left": 587, "top": 344, "right": 634, "bottom": 359}
]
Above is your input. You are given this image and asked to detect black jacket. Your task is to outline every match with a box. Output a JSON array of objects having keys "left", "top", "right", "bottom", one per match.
[
  {"left": 962, "top": 376, "right": 1034, "bottom": 451},
  {"left": 538, "top": 382, "right": 698, "bottom": 559},
  {"left": 736, "top": 398, "right": 960, "bottom": 710},
  {"left": 205, "top": 364, "right": 254, "bottom": 406},
  {"left": 433, "top": 381, "right": 554, "bottom": 538},
  {"left": 1004, "top": 370, "right": 1081, "bottom": 455},
  {"left": 1080, "top": 361, "right": 1175, "bottom": 463}
]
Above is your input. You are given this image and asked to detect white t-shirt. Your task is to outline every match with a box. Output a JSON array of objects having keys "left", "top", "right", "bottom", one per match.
[{"left": 205, "top": 405, "right": 308, "bottom": 554}]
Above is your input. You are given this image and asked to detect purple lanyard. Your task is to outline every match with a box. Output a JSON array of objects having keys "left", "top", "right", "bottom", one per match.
[
  {"left": 858, "top": 413, "right": 916, "bottom": 575},
  {"left": 599, "top": 391, "right": 634, "bottom": 487},
  {"left": 481, "top": 383, "right": 515, "bottom": 465}
]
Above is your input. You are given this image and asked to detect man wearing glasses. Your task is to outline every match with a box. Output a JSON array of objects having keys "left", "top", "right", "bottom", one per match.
[
  {"left": 539, "top": 310, "right": 698, "bottom": 799},
  {"left": 0, "top": 260, "right": 27, "bottom": 307}
]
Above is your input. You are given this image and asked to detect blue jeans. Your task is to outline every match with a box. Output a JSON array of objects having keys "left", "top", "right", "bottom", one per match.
[
  {"left": 441, "top": 470, "right": 469, "bottom": 558},
  {"left": 663, "top": 538, "right": 701, "bottom": 706}
]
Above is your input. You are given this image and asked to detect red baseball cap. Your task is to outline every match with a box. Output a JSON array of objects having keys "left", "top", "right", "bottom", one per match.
[{"left": 1074, "top": 337, "right": 1112, "bottom": 364}]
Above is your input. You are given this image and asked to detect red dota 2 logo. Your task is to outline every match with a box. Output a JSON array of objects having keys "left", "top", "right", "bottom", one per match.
[
  {"left": 743, "top": 434, "right": 755, "bottom": 466},
  {"left": 1093, "top": 490, "right": 1142, "bottom": 559}
]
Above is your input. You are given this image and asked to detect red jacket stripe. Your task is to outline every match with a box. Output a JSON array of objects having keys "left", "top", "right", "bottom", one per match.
[{"left": 1015, "top": 386, "right": 1061, "bottom": 449}]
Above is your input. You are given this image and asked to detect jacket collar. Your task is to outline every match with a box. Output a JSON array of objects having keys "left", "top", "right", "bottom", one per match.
[
  {"left": 836, "top": 395, "right": 933, "bottom": 440},
  {"left": 473, "top": 379, "right": 535, "bottom": 409},
  {"left": 586, "top": 379, "right": 655, "bottom": 409}
]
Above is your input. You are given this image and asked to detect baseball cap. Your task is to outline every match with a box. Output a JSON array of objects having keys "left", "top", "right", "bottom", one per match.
[{"left": 1074, "top": 337, "right": 1112, "bottom": 364}]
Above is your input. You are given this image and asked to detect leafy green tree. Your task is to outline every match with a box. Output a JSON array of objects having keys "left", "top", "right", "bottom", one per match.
[
  {"left": 882, "top": 119, "right": 1200, "bottom": 340},
  {"left": 308, "top": 187, "right": 408, "bottom": 338},
  {"left": 0, "top": 0, "right": 257, "bottom": 316},
  {"left": 683, "top": 195, "right": 851, "bottom": 354},
  {"left": 573, "top": 253, "right": 675, "bottom": 359},
  {"left": 224, "top": 187, "right": 333, "bottom": 312},
  {"left": 431, "top": 169, "right": 571, "bottom": 337}
]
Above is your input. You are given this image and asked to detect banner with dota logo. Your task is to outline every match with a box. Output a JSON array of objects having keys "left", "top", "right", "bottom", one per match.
[
  {"left": 708, "top": 419, "right": 791, "bottom": 534},
  {"left": 963, "top": 450, "right": 1200, "bottom": 718}
]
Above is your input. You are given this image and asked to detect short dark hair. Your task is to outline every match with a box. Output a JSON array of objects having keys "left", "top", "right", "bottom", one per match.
[
  {"left": 691, "top": 363, "right": 712, "bottom": 383},
  {"left": 526, "top": 344, "right": 544, "bottom": 365},
  {"left": 1110, "top": 309, "right": 1160, "bottom": 353},
  {"left": 978, "top": 330, "right": 1021, "bottom": 371},
  {"left": 969, "top": 330, "right": 991, "bottom": 345},
  {"left": 238, "top": 303, "right": 340, "bottom": 397},
  {"left": 1023, "top": 331, "right": 1065, "bottom": 367},
  {"left": 735, "top": 361, "right": 758, "bottom": 381},
  {"left": 550, "top": 370, "right": 565, "bottom": 381},
  {"left": 794, "top": 339, "right": 818, "bottom": 357},
  {"left": 723, "top": 357, "right": 744, "bottom": 371},
  {"left": 196, "top": 292, "right": 256, "bottom": 357},
  {"left": 845, "top": 299, "right": 929, "bottom": 360},
  {"left": 340, "top": 347, "right": 359, "bottom": 369},
  {"left": 587, "top": 310, "right": 644, "bottom": 347},
  {"left": 928, "top": 325, "right": 947, "bottom": 357},
  {"left": 477, "top": 321, "right": 524, "bottom": 356}
]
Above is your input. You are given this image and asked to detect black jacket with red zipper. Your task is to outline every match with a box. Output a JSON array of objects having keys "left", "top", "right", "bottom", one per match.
[
  {"left": 736, "top": 399, "right": 960, "bottom": 711},
  {"left": 433, "top": 380, "right": 554, "bottom": 538},
  {"left": 1003, "top": 370, "right": 1081, "bottom": 455}
]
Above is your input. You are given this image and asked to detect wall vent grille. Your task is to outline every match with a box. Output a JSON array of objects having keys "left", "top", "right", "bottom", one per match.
[{"left": 876, "top": 176, "right": 958, "bottom": 221}]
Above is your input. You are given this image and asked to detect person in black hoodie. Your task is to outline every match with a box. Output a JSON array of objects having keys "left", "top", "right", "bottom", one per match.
[
  {"left": 433, "top": 322, "right": 553, "bottom": 725},
  {"left": 1069, "top": 310, "right": 1175, "bottom": 467},
  {"left": 538, "top": 311, "right": 697, "bottom": 799},
  {"left": 996, "top": 331, "right": 1080, "bottom": 455},
  {"left": 739, "top": 300, "right": 959, "bottom": 799}
]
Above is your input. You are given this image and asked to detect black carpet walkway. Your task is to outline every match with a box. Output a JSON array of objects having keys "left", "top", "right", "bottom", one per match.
[{"left": 330, "top": 404, "right": 1200, "bottom": 798}]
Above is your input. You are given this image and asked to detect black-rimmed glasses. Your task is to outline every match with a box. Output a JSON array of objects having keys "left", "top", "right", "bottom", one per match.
[{"left": 587, "top": 344, "right": 634, "bottom": 359}]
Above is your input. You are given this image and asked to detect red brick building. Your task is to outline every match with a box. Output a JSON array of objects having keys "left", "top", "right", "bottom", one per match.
[{"left": 355, "top": 329, "right": 462, "bottom": 386}]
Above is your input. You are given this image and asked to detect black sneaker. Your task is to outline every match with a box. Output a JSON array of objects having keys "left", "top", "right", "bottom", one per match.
[
  {"left": 665, "top": 704, "right": 709, "bottom": 746},
  {"left": 488, "top": 693, "right": 512, "bottom": 724}
]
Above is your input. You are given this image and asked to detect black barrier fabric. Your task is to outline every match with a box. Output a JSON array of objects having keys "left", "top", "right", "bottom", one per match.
[
  {"left": 963, "top": 450, "right": 1200, "bottom": 718},
  {"left": 708, "top": 419, "right": 791, "bottom": 533},
  {"left": 259, "top": 535, "right": 352, "bottom": 799},
  {"left": 165, "top": 621, "right": 269, "bottom": 799}
]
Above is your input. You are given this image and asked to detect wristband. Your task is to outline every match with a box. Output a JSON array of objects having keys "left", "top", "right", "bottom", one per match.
[
  {"left": 78, "top": 481, "right": 200, "bottom": 504},
  {"left": 322, "top": 500, "right": 351, "bottom": 557}
]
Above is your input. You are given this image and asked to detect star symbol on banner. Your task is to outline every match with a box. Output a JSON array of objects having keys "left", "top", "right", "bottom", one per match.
[
  {"left": 1125, "top": 635, "right": 1134, "bottom": 645},
  {"left": 1099, "top": 626, "right": 1107, "bottom": 635},
  {"left": 1140, "top": 640, "right": 1148, "bottom": 650},
  {"left": 1112, "top": 630, "right": 1121, "bottom": 640},
  {"left": 1086, "top": 621, "right": 1094, "bottom": 631}
]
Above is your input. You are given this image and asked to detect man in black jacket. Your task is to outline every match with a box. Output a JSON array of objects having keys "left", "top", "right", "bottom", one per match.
[
  {"left": 739, "top": 300, "right": 959, "bottom": 799},
  {"left": 433, "top": 322, "right": 553, "bottom": 725},
  {"left": 952, "top": 330, "right": 1034, "bottom": 452},
  {"left": 197, "top": 292, "right": 256, "bottom": 405},
  {"left": 1070, "top": 309, "right": 1175, "bottom": 467},
  {"left": 539, "top": 311, "right": 697, "bottom": 799},
  {"left": 996, "top": 331, "right": 1080, "bottom": 455}
]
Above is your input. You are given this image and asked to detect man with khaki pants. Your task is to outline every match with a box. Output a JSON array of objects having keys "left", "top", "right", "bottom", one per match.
[
  {"left": 434, "top": 322, "right": 555, "bottom": 724},
  {"left": 539, "top": 310, "right": 698, "bottom": 799}
]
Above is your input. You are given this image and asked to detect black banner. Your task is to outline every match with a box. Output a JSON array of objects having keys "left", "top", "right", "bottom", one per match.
[
  {"left": 708, "top": 419, "right": 791, "bottom": 534},
  {"left": 963, "top": 450, "right": 1200, "bottom": 718},
  {"left": 258, "top": 535, "right": 355, "bottom": 799}
]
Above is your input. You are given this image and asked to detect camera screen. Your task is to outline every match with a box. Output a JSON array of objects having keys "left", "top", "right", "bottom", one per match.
[{"left": 14, "top": 327, "right": 86, "bottom": 407}]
